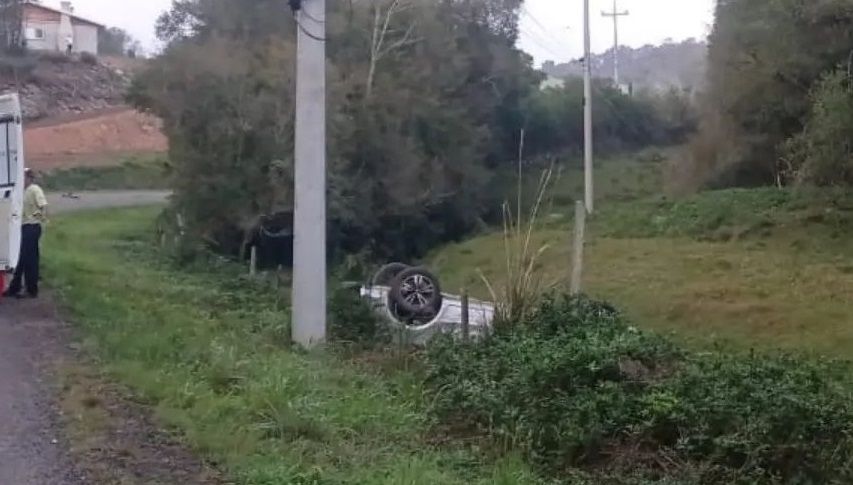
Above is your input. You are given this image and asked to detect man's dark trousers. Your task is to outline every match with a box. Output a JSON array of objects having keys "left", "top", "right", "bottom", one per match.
[{"left": 8, "top": 224, "right": 42, "bottom": 297}]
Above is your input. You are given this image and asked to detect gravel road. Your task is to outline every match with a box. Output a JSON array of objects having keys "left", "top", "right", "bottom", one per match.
[{"left": 0, "top": 300, "right": 84, "bottom": 484}]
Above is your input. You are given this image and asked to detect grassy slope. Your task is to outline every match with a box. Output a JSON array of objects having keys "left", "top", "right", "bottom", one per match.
[
  {"left": 432, "top": 153, "right": 853, "bottom": 355},
  {"left": 45, "top": 208, "right": 536, "bottom": 485}
]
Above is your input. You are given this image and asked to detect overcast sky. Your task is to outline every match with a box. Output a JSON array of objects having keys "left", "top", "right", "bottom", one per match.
[
  {"left": 47, "top": 0, "right": 715, "bottom": 63},
  {"left": 520, "top": 0, "right": 716, "bottom": 65}
]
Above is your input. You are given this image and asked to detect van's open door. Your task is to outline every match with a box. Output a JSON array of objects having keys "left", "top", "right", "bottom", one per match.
[{"left": 0, "top": 93, "right": 24, "bottom": 274}]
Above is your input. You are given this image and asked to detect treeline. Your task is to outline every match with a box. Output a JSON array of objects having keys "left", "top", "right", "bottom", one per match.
[
  {"left": 527, "top": 79, "right": 694, "bottom": 156},
  {"left": 687, "top": 0, "right": 853, "bottom": 188},
  {"left": 131, "top": 0, "right": 691, "bottom": 262}
]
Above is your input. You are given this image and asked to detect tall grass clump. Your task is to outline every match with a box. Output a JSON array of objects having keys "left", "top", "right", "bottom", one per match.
[{"left": 482, "top": 168, "right": 557, "bottom": 330}]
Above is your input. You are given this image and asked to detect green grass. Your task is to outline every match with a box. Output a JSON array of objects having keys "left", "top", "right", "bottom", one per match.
[
  {"left": 41, "top": 154, "right": 171, "bottom": 192},
  {"left": 45, "top": 207, "right": 538, "bottom": 485},
  {"left": 433, "top": 162, "right": 853, "bottom": 356}
]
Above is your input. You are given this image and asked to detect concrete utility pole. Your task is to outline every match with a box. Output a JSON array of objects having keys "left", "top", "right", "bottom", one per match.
[
  {"left": 601, "top": 0, "right": 629, "bottom": 86},
  {"left": 292, "top": 0, "right": 327, "bottom": 347},
  {"left": 583, "top": 0, "right": 594, "bottom": 214}
]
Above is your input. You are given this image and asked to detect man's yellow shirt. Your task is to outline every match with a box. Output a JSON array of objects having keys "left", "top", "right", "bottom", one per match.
[{"left": 23, "top": 184, "right": 47, "bottom": 225}]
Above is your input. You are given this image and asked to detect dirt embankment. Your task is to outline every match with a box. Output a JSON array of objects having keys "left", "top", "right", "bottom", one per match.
[
  {"left": 0, "top": 55, "right": 169, "bottom": 170},
  {"left": 24, "top": 107, "right": 168, "bottom": 171}
]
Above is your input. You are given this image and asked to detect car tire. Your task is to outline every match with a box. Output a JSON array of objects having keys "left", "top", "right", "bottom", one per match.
[{"left": 389, "top": 267, "right": 443, "bottom": 316}]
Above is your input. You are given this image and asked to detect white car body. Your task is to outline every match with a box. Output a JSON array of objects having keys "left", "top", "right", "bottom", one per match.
[
  {"left": 360, "top": 285, "right": 495, "bottom": 345},
  {"left": 0, "top": 93, "right": 24, "bottom": 274}
]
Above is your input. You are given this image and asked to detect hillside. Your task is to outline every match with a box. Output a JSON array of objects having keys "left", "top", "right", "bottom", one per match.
[
  {"left": 0, "top": 54, "right": 130, "bottom": 121},
  {"left": 0, "top": 54, "right": 168, "bottom": 170},
  {"left": 431, "top": 152, "right": 853, "bottom": 356},
  {"left": 542, "top": 38, "right": 707, "bottom": 91}
]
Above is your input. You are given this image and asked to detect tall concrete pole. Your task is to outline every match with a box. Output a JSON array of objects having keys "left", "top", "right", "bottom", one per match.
[
  {"left": 583, "top": 0, "right": 594, "bottom": 214},
  {"left": 292, "top": 0, "right": 327, "bottom": 347},
  {"left": 602, "top": 0, "right": 629, "bottom": 86}
]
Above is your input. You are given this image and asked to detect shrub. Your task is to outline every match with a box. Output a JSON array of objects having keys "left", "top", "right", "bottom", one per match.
[
  {"left": 426, "top": 295, "right": 681, "bottom": 467},
  {"left": 644, "top": 353, "right": 853, "bottom": 483},
  {"left": 424, "top": 294, "right": 853, "bottom": 482}
]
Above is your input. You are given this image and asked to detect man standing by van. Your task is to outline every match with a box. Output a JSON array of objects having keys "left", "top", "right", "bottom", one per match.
[{"left": 6, "top": 169, "right": 47, "bottom": 298}]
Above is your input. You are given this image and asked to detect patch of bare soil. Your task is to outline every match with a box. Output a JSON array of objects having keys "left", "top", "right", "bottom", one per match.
[{"left": 24, "top": 107, "right": 168, "bottom": 171}]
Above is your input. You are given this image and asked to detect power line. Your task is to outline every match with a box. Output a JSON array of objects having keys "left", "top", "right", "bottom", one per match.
[
  {"left": 520, "top": 6, "right": 566, "bottom": 49},
  {"left": 289, "top": 0, "right": 326, "bottom": 41},
  {"left": 519, "top": 26, "right": 564, "bottom": 61},
  {"left": 294, "top": 15, "right": 327, "bottom": 42},
  {"left": 289, "top": 7, "right": 327, "bottom": 42}
]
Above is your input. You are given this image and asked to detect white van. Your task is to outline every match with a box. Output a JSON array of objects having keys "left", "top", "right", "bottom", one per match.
[{"left": 0, "top": 93, "right": 25, "bottom": 287}]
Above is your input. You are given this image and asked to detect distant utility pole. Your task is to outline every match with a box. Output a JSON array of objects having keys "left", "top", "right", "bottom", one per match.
[
  {"left": 583, "top": 0, "right": 594, "bottom": 214},
  {"left": 292, "top": 0, "right": 327, "bottom": 347},
  {"left": 601, "top": 0, "right": 629, "bottom": 86}
]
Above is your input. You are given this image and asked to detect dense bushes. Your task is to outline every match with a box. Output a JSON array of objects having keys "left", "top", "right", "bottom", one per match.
[{"left": 425, "top": 295, "right": 853, "bottom": 482}]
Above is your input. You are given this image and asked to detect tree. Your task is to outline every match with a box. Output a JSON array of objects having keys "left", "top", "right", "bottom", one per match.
[
  {"left": 689, "top": 0, "right": 853, "bottom": 187},
  {"left": 132, "top": 0, "right": 541, "bottom": 261},
  {"left": 99, "top": 27, "right": 136, "bottom": 56},
  {"left": 783, "top": 70, "right": 853, "bottom": 186},
  {"left": 523, "top": 79, "right": 688, "bottom": 157},
  {"left": 0, "top": 0, "right": 24, "bottom": 52}
]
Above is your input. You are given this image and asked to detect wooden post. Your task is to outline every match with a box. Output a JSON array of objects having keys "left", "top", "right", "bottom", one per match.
[
  {"left": 249, "top": 246, "right": 258, "bottom": 276},
  {"left": 570, "top": 201, "right": 586, "bottom": 295},
  {"left": 174, "top": 213, "right": 185, "bottom": 246},
  {"left": 461, "top": 290, "right": 470, "bottom": 342}
]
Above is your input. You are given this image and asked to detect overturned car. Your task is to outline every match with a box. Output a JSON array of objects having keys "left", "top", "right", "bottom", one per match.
[{"left": 360, "top": 263, "right": 495, "bottom": 346}]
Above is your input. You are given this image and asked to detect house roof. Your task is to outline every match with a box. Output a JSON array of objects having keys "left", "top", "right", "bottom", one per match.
[{"left": 22, "top": 1, "right": 105, "bottom": 28}]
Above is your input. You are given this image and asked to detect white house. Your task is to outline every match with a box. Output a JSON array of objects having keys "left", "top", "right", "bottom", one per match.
[{"left": 22, "top": 1, "right": 102, "bottom": 55}]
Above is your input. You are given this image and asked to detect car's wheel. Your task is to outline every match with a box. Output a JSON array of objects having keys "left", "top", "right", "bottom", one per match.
[
  {"left": 390, "top": 267, "right": 443, "bottom": 316},
  {"left": 371, "top": 262, "right": 410, "bottom": 287}
]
